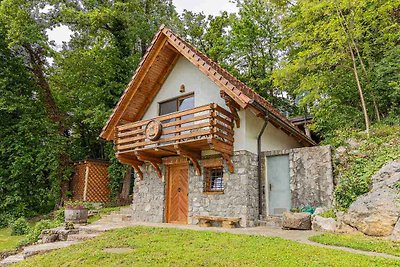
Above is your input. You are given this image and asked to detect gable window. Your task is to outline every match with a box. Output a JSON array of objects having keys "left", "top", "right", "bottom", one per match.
[
  {"left": 159, "top": 94, "right": 194, "bottom": 116},
  {"left": 204, "top": 167, "right": 224, "bottom": 193}
]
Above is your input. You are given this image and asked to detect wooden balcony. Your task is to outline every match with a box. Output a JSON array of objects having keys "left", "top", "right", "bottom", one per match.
[{"left": 115, "top": 103, "right": 235, "bottom": 179}]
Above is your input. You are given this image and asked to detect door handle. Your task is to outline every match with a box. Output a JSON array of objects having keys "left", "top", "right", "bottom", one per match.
[{"left": 269, "top": 184, "right": 272, "bottom": 191}]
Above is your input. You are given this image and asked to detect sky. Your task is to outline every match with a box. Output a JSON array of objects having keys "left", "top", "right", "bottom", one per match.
[
  {"left": 47, "top": 0, "right": 238, "bottom": 47},
  {"left": 173, "top": 0, "right": 238, "bottom": 16}
]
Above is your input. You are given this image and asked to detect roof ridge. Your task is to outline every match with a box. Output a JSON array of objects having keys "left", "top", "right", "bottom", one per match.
[
  {"left": 101, "top": 25, "right": 316, "bottom": 146},
  {"left": 162, "top": 27, "right": 314, "bottom": 145}
]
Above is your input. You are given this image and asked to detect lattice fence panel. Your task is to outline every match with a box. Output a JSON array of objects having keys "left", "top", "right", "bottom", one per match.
[
  {"left": 70, "top": 160, "right": 110, "bottom": 203},
  {"left": 71, "top": 163, "right": 86, "bottom": 201},
  {"left": 86, "top": 161, "right": 110, "bottom": 203}
]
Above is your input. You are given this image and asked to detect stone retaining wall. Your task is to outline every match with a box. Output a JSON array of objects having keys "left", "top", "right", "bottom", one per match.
[{"left": 262, "top": 145, "right": 334, "bottom": 213}]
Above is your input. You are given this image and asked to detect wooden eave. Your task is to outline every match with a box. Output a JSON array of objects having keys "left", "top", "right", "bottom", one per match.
[{"left": 100, "top": 25, "right": 316, "bottom": 146}]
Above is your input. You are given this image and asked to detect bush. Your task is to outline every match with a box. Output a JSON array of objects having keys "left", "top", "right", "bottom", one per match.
[
  {"left": 20, "top": 219, "right": 60, "bottom": 245},
  {"left": 10, "top": 217, "right": 30, "bottom": 236},
  {"left": 328, "top": 125, "right": 400, "bottom": 210},
  {"left": 318, "top": 209, "right": 336, "bottom": 219},
  {"left": 53, "top": 209, "right": 65, "bottom": 224},
  {"left": 0, "top": 213, "right": 15, "bottom": 228}
]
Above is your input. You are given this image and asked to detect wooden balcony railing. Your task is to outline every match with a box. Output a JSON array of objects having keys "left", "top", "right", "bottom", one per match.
[{"left": 115, "top": 103, "right": 234, "bottom": 156}]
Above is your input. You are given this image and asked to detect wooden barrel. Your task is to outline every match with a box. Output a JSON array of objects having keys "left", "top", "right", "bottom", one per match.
[{"left": 64, "top": 208, "right": 88, "bottom": 223}]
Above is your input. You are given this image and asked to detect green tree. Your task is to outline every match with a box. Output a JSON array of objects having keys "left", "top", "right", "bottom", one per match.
[
  {"left": 274, "top": 0, "right": 400, "bottom": 137},
  {"left": 0, "top": 22, "right": 62, "bottom": 221},
  {"left": 0, "top": 0, "right": 72, "bottom": 203},
  {"left": 227, "top": 0, "right": 294, "bottom": 111},
  {"left": 51, "top": 0, "right": 179, "bottom": 201}
]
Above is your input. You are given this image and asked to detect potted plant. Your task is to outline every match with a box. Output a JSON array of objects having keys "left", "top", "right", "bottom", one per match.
[{"left": 64, "top": 201, "right": 89, "bottom": 224}]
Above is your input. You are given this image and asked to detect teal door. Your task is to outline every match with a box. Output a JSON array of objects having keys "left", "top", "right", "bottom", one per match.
[{"left": 267, "top": 155, "right": 291, "bottom": 215}]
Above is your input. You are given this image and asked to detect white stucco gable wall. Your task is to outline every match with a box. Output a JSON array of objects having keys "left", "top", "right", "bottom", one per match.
[
  {"left": 142, "top": 56, "right": 228, "bottom": 120},
  {"left": 234, "top": 109, "right": 303, "bottom": 154},
  {"left": 141, "top": 56, "right": 303, "bottom": 154}
]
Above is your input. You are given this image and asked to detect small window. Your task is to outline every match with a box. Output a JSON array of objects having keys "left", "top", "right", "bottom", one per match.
[
  {"left": 159, "top": 94, "right": 194, "bottom": 116},
  {"left": 204, "top": 167, "right": 224, "bottom": 193}
]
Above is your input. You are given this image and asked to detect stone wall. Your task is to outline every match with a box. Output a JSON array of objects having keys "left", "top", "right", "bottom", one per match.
[
  {"left": 262, "top": 145, "right": 334, "bottom": 214},
  {"left": 130, "top": 146, "right": 333, "bottom": 225},
  {"left": 290, "top": 146, "right": 334, "bottom": 208},
  {"left": 131, "top": 151, "right": 258, "bottom": 226},
  {"left": 189, "top": 151, "right": 259, "bottom": 227},
  {"left": 131, "top": 163, "right": 165, "bottom": 223}
]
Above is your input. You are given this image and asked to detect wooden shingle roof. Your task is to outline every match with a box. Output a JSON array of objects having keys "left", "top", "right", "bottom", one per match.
[{"left": 100, "top": 26, "right": 316, "bottom": 146}]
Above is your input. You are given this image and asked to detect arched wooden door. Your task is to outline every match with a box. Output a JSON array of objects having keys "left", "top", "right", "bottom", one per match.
[{"left": 166, "top": 163, "right": 189, "bottom": 224}]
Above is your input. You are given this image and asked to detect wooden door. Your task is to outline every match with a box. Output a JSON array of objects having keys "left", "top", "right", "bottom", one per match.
[{"left": 166, "top": 163, "right": 189, "bottom": 224}]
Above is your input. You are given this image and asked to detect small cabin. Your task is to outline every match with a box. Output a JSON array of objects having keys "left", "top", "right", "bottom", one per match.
[{"left": 100, "top": 26, "right": 333, "bottom": 227}]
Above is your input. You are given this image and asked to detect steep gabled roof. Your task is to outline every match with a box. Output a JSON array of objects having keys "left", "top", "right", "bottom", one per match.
[{"left": 100, "top": 26, "right": 316, "bottom": 146}]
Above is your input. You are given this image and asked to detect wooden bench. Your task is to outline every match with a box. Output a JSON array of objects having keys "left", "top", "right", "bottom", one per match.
[{"left": 193, "top": 215, "right": 241, "bottom": 228}]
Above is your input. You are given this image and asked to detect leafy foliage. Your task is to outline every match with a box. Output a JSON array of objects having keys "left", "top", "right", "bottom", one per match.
[
  {"left": 0, "top": 20, "right": 63, "bottom": 220},
  {"left": 10, "top": 217, "right": 29, "bottom": 236},
  {"left": 328, "top": 125, "right": 400, "bottom": 209},
  {"left": 318, "top": 209, "right": 336, "bottom": 219},
  {"left": 19, "top": 219, "right": 60, "bottom": 246},
  {"left": 274, "top": 0, "right": 400, "bottom": 137},
  {"left": 0, "top": 0, "right": 399, "bottom": 220}
]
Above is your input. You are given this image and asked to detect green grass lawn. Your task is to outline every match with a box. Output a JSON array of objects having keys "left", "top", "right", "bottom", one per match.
[
  {"left": 15, "top": 227, "right": 400, "bottom": 266},
  {"left": 310, "top": 233, "right": 400, "bottom": 257},
  {"left": 0, "top": 228, "right": 25, "bottom": 252}
]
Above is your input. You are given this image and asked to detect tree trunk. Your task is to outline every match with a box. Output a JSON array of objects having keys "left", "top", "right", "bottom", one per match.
[
  {"left": 349, "top": 44, "right": 370, "bottom": 136},
  {"left": 118, "top": 166, "right": 132, "bottom": 205},
  {"left": 336, "top": 7, "right": 381, "bottom": 122},
  {"left": 24, "top": 44, "right": 71, "bottom": 205},
  {"left": 352, "top": 44, "right": 381, "bottom": 122}
]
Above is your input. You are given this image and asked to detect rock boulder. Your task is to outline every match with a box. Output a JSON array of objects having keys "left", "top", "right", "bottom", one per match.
[
  {"left": 312, "top": 215, "right": 337, "bottom": 232},
  {"left": 282, "top": 212, "right": 311, "bottom": 230},
  {"left": 371, "top": 160, "right": 400, "bottom": 188},
  {"left": 343, "top": 160, "right": 400, "bottom": 237}
]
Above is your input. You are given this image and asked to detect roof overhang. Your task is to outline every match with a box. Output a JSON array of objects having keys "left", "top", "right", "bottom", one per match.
[{"left": 100, "top": 26, "right": 316, "bottom": 146}]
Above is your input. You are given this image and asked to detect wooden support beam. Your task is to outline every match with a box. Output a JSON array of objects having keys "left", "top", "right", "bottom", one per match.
[
  {"left": 135, "top": 152, "right": 163, "bottom": 179},
  {"left": 220, "top": 91, "right": 240, "bottom": 128},
  {"left": 228, "top": 106, "right": 240, "bottom": 128},
  {"left": 174, "top": 144, "right": 202, "bottom": 175},
  {"left": 208, "top": 138, "right": 233, "bottom": 156},
  {"left": 222, "top": 153, "right": 234, "bottom": 173},
  {"left": 116, "top": 154, "right": 144, "bottom": 180},
  {"left": 163, "top": 156, "right": 188, "bottom": 166}
]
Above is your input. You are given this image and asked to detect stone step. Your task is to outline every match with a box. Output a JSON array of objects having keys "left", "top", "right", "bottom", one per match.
[
  {"left": 22, "top": 241, "right": 80, "bottom": 258},
  {"left": 100, "top": 214, "right": 131, "bottom": 222},
  {"left": 77, "top": 225, "right": 107, "bottom": 235},
  {"left": 67, "top": 233, "right": 99, "bottom": 241},
  {"left": 259, "top": 216, "right": 282, "bottom": 228},
  {"left": 118, "top": 207, "right": 133, "bottom": 215},
  {"left": 109, "top": 211, "right": 132, "bottom": 218},
  {"left": 0, "top": 254, "right": 24, "bottom": 267}
]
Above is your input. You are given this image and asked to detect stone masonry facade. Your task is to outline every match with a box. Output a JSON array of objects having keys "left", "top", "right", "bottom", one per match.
[
  {"left": 131, "top": 150, "right": 259, "bottom": 227},
  {"left": 262, "top": 145, "right": 334, "bottom": 214},
  {"left": 189, "top": 151, "right": 259, "bottom": 227},
  {"left": 131, "top": 164, "right": 165, "bottom": 223},
  {"left": 131, "top": 147, "right": 333, "bottom": 226},
  {"left": 290, "top": 146, "right": 334, "bottom": 208}
]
